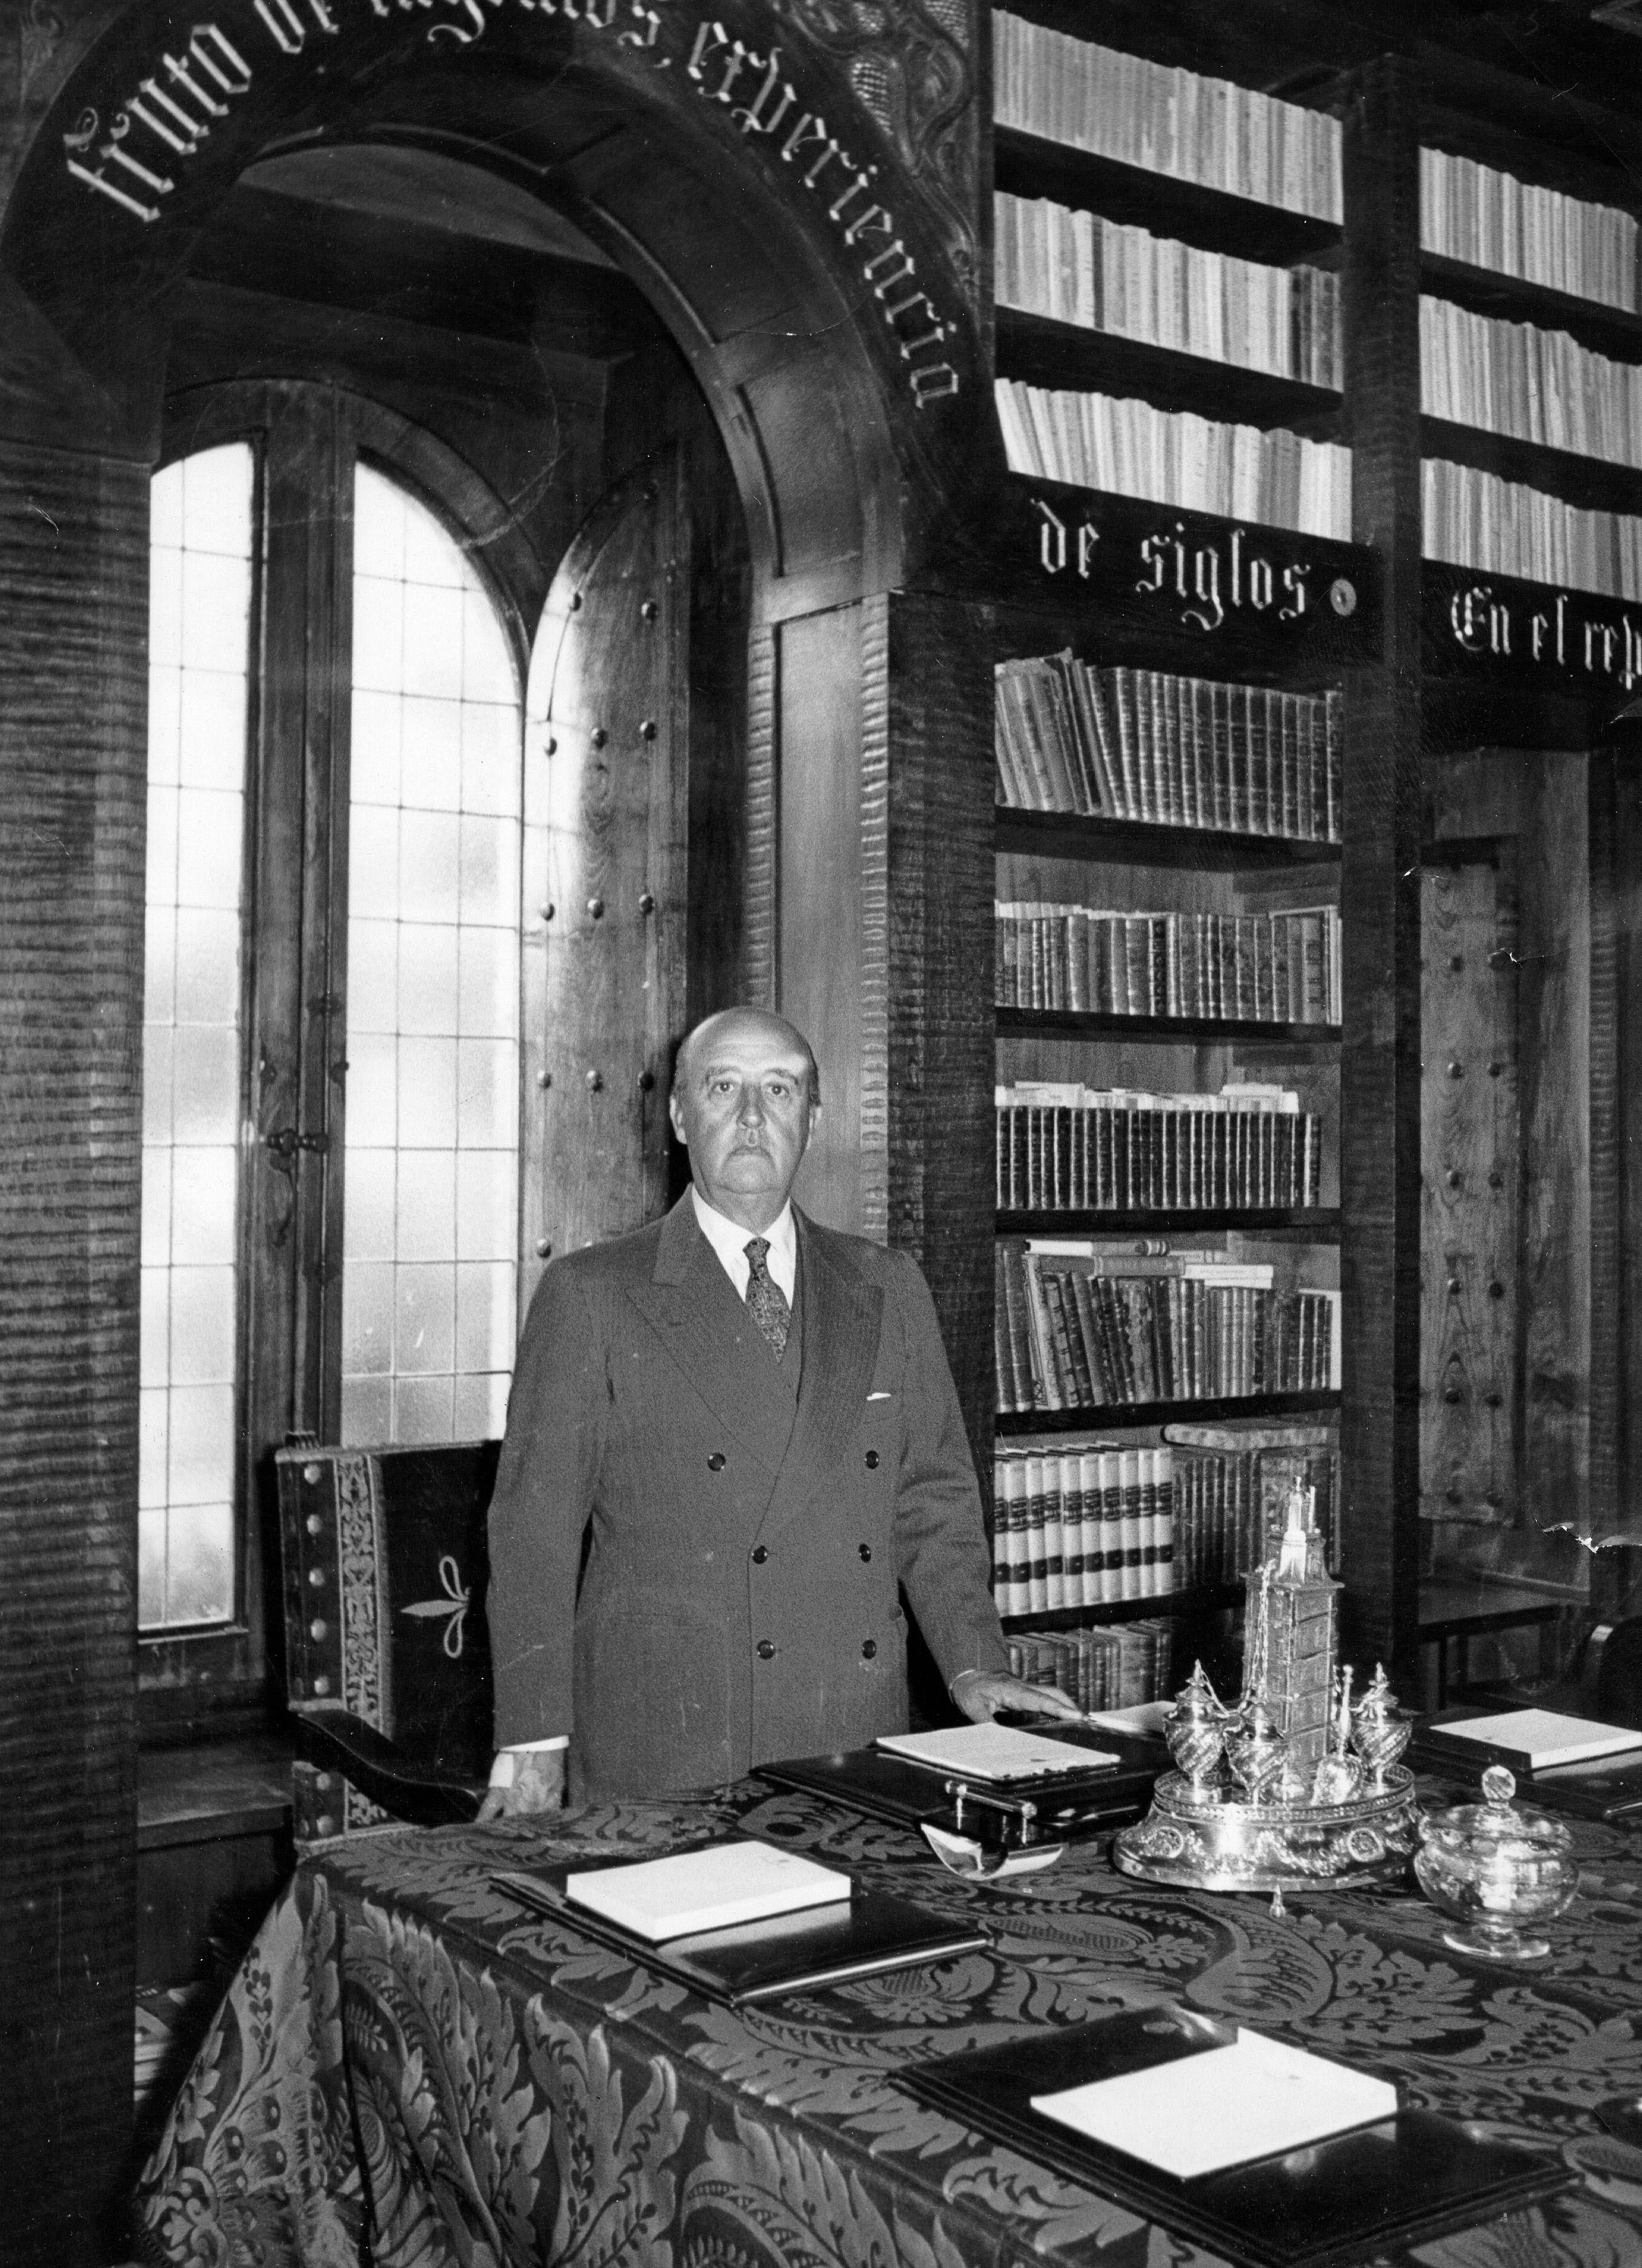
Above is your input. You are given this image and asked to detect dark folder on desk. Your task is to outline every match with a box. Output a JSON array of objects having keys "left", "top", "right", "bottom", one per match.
[
  {"left": 897, "top": 2004, "right": 1571, "bottom": 2268},
  {"left": 759, "top": 1720, "right": 1166, "bottom": 1842},
  {"left": 1412, "top": 1708, "right": 1642, "bottom": 1821},
  {"left": 492, "top": 1857, "right": 988, "bottom": 2008}
]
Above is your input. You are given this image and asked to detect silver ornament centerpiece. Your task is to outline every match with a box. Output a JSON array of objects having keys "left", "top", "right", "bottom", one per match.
[{"left": 1115, "top": 1482, "right": 1421, "bottom": 1895}]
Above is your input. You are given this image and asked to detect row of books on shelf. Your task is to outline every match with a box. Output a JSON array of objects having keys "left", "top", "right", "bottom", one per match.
[
  {"left": 991, "top": 1419, "right": 1339, "bottom": 1616},
  {"left": 993, "top": 14, "right": 1341, "bottom": 224},
  {"left": 995, "top": 1239, "right": 1340, "bottom": 1413},
  {"left": 994, "top": 1442, "right": 1174, "bottom": 1614},
  {"left": 995, "top": 195, "right": 1342, "bottom": 390},
  {"left": 1424, "top": 456, "right": 1642, "bottom": 602},
  {"left": 996, "top": 382, "right": 1353, "bottom": 540},
  {"left": 997, "top": 901, "right": 1341, "bottom": 1024},
  {"left": 1422, "top": 295, "right": 1642, "bottom": 471},
  {"left": 996, "top": 653, "right": 1343, "bottom": 840},
  {"left": 1421, "top": 146, "right": 1638, "bottom": 314},
  {"left": 1005, "top": 1620, "right": 1176, "bottom": 1711},
  {"left": 997, "top": 1086, "right": 1325, "bottom": 1215}
]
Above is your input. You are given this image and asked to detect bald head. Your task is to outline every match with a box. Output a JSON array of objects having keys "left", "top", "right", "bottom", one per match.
[{"left": 670, "top": 1008, "right": 821, "bottom": 1233}]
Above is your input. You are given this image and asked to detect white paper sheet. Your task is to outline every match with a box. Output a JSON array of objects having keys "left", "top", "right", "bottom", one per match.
[
  {"left": 1031, "top": 2028, "right": 1398, "bottom": 2180},
  {"left": 876, "top": 1723, "right": 1117, "bottom": 1780},
  {"left": 564, "top": 1842, "right": 851, "bottom": 1942}
]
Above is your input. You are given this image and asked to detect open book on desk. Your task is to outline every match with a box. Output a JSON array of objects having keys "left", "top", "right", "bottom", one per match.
[
  {"left": 493, "top": 1843, "right": 988, "bottom": 2008},
  {"left": 897, "top": 2003, "right": 1571, "bottom": 2268}
]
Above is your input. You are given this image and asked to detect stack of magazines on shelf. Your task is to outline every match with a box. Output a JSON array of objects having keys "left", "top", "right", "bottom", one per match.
[
  {"left": 992, "top": 13, "right": 1341, "bottom": 222},
  {"left": 996, "top": 651, "right": 1342, "bottom": 838},
  {"left": 996, "top": 900, "right": 1340, "bottom": 1022},
  {"left": 992, "top": 1439, "right": 1175, "bottom": 1614},
  {"left": 994, "top": 194, "right": 1342, "bottom": 388},
  {"left": 996, "top": 1081, "right": 1324, "bottom": 1212},
  {"left": 996, "top": 1236, "right": 1340, "bottom": 1412},
  {"left": 1163, "top": 1415, "right": 1340, "bottom": 1585},
  {"left": 994, "top": 382, "right": 1354, "bottom": 540},
  {"left": 1005, "top": 1620, "right": 1175, "bottom": 1709}
]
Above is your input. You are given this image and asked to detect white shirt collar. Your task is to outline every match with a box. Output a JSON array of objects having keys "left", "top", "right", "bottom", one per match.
[{"left": 690, "top": 1185, "right": 799, "bottom": 1304}]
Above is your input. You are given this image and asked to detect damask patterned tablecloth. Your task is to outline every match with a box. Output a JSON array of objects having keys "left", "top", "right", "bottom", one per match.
[{"left": 135, "top": 1777, "right": 1642, "bottom": 2268}]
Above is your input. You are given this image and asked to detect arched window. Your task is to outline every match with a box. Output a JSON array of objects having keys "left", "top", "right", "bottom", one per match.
[{"left": 140, "top": 403, "right": 525, "bottom": 1639}]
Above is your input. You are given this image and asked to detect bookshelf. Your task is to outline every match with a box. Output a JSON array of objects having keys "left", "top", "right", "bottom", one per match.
[{"left": 984, "top": 9, "right": 1364, "bottom": 1708}]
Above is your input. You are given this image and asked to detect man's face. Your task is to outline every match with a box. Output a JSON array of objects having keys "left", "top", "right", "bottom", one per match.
[{"left": 669, "top": 1013, "right": 819, "bottom": 1230}]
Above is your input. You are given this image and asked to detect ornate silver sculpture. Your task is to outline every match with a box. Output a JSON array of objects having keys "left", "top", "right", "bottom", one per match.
[{"left": 1115, "top": 1480, "right": 1421, "bottom": 1895}]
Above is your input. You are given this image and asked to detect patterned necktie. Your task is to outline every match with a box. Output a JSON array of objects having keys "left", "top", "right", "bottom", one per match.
[{"left": 743, "top": 1236, "right": 791, "bottom": 1361}]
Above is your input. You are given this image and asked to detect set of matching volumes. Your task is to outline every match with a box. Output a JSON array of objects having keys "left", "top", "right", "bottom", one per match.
[
  {"left": 995, "top": 1239, "right": 1340, "bottom": 1412},
  {"left": 1423, "top": 457, "right": 1642, "bottom": 603},
  {"left": 1421, "top": 146, "right": 1638, "bottom": 313},
  {"left": 992, "top": 14, "right": 1341, "bottom": 223},
  {"left": 996, "top": 382, "right": 1353, "bottom": 541},
  {"left": 993, "top": 1442, "right": 1174, "bottom": 1616},
  {"left": 997, "top": 902, "right": 1341, "bottom": 1025},
  {"left": 1423, "top": 297, "right": 1642, "bottom": 470},
  {"left": 996, "top": 1084, "right": 1324, "bottom": 1215},
  {"left": 1006, "top": 1620, "right": 1175, "bottom": 1709},
  {"left": 1165, "top": 1419, "right": 1340, "bottom": 1589},
  {"left": 995, "top": 653, "right": 1343, "bottom": 841},
  {"left": 995, "top": 195, "right": 1342, "bottom": 390}
]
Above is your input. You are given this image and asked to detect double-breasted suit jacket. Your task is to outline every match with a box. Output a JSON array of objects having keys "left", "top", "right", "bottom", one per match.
[{"left": 487, "top": 1190, "right": 1010, "bottom": 1800}]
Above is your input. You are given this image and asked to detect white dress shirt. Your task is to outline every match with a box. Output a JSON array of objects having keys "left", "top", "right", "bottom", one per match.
[{"left": 490, "top": 1187, "right": 800, "bottom": 1785}]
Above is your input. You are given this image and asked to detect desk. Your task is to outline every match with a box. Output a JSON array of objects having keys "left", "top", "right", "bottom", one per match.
[
  {"left": 135, "top": 1777, "right": 1642, "bottom": 2268},
  {"left": 1418, "top": 1580, "right": 1567, "bottom": 1707}
]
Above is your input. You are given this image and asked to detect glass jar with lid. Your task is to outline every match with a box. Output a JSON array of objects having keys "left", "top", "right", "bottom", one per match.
[{"left": 1414, "top": 1765, "right": 1578, "bottom": 1961}]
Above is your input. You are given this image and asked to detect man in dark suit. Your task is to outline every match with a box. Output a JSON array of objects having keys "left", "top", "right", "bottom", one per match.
[{"left": 480, "top": 1006, "right": 1077, "bottom": 1815}]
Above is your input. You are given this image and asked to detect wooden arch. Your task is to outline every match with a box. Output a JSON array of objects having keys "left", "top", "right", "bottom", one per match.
[{"left": 0, "top": 0, "right": 990, "bottom": 606}]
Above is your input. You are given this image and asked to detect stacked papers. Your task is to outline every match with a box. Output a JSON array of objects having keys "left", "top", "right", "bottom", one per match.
[
  {"left": 563, "top": 1842, "right": 851, "bottom": 1943},
  {"left": 1032, "top": 2028, "right": 1397, "bottom": 2178},
  {"left": 1431, "top": 1709, "right": 1642, "bottom": 1771},
  {"left": 876, "top": 1723, "right": 1118, "bottom": 1780}
]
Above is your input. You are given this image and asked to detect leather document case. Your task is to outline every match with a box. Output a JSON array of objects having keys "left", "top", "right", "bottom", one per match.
[
  {"left": 1412, "top": 1709, "right": 1642, "bottom": 1822},
  {"left": 896, "top": 2004, "right": 1572, "bottom": 2268},
  {"left": 758, "top": 1721, "right": 1166, "bottom": 1845},
  {"left": 493, "top": 1855, "right": 989, "bottom": 2008}
]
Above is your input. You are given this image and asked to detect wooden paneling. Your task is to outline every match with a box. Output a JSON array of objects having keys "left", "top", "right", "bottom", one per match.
[
  {"left": 1420, "top": 859, "right": 1520, "bottom": 1531},
  {"left": 522, "top": 456, "right": 690, "bottom": 1293},
  {"left": 780, "top": 603, "right": 865, "bottom": 1236},
  {"left": 0, "top": 437, "right": 145, "bottom": 2262},
  {"left": 1614, "top": 749, "right": 1642, "bottom": 1551},
  {"left": 1340, "top": 56, "right": 1425, "bottom": 1674},
  {"left": 1519, "top": 754, "right": 1594, "bottom": 1547}
]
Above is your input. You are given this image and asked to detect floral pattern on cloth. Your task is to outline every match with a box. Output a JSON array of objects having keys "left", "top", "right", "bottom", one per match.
[{"left": 136, "top": 1776, "right": 1642, "bottom": 2268}]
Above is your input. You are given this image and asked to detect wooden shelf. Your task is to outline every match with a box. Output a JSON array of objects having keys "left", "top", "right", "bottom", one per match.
[
  {"left": 999, "top": 1585, "right": 1242, "bottom": 1633},
  {"left": 998, "top": 1207, "right": 1341, "bottom": 1238},
  {"left": 997, "top": 1390, "right": 1341, "bottom": 1434},
  {"left": 996, "top": 806, "right": 1342, "bottom": 869},
  {"left": 993, "top": 125, "right": 1340, "bottom": 268},
  {"left": 999, "top": 1006, "right": 1341, "bottom": 1045},
  {"left": 1422, "top": 416, "right": 1642, "bottom": 520},
  {"left": 1421, "top": 250, "right": 1642, "bottom": 368},
  {"left": 994, "top": 308, "right": 1340, "bottom": 436}
]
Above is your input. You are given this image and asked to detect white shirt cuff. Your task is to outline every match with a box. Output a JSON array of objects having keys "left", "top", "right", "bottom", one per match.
[{"left": 488, "top": 1736, "right": 569, "bottom": 1788}]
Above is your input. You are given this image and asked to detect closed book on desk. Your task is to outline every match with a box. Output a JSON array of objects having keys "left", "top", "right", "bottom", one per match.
[
  {"left": 564, "top": 1841, "right": 849, "bottom": 1941},
  {"left": 494, "top": 1853, "right": 988, "bottom": 2009},
  {"left": 897, "top": 2003, "right": 1571, "bottom": 2268},
  {"left": 1412, "top": 1708, "right": 1642, "bottom": 1820},
  {"left": 1419, "top": 1708, "right": 1642, "bottom": 1771}
]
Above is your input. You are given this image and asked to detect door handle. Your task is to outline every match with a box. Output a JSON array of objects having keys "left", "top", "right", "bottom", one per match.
[{"left": 264, "top": 1126, "right": 329, "bottom": 1161}]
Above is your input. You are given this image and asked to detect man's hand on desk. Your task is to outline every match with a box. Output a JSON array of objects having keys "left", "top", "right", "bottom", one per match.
[
  {"left": 949, "top": 1668, "right": 1083, "bottom": 1722},
  {"left": 477, "top": 1746, "right": 567, "bottom": 1821}
]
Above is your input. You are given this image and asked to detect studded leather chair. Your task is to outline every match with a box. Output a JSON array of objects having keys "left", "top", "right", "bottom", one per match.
[{"left": 274, "top": 1438, "right": 500, "bottom": 1839}]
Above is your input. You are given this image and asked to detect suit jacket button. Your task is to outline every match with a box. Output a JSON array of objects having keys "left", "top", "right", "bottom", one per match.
[
  {"left": 708, "top": 1452, "right": 726, "bottom": 1471},
  {"left": 864, "top": 1450, "right": 880, "bottom": 1469},
  {"left": 859, "top": 1544, "right": 872, "bottom": 1562},
  {"left": 861, "top": 1639, "right": 877, "bottom": 1659},
  {"left": 751, "top": 1545, "right": 769, "bottom": 1564},
  {"left": 757, "top": 1639, "right": 776, "bottom": 1660}
]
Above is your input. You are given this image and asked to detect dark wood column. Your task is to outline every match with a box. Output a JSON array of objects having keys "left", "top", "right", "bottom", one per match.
[
  {"left": 1339, "top": 55, "right": 1424, "bottom": 1674},
  {"left": 0, "top": 437, "right": 144, "bottom": 2262},
  {"left": 774, "top": 587, "right": 996, "bottom": 1483}
]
